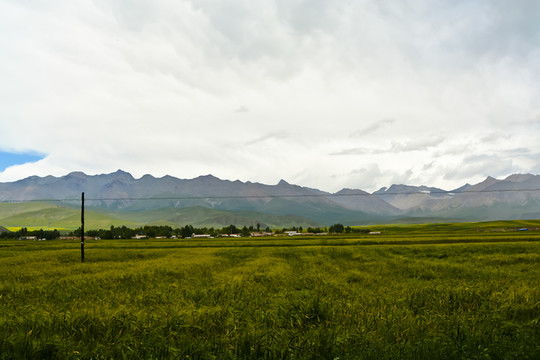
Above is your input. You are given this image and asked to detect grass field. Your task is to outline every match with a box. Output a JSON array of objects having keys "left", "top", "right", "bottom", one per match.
[{"left": 1, "top": 227, "right": 539, "bottom": 359}]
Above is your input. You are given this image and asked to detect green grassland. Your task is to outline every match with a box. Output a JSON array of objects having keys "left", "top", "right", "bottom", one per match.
[
  {"left": 0, "top": 202, "right": 319, "bottom": 230},
  {"left": 1, "top": 231, "right": 539, "bottom": 359},
  {"left": 0, "top": 202, "right": 141, "bottom": 231},
  {"left": 355, "top": 219, "right": 540, "bottom": 234},
  {"left": 4, "top": 202, "right": 540, "bottom": 232}
]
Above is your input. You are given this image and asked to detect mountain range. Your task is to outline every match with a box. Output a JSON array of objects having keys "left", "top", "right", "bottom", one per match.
[{"left": 1, "top": 170, "right": 540, "bottom": 229}]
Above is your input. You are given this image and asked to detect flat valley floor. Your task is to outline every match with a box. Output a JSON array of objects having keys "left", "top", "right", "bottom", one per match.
[{"left": 1, "top": 226, "right": 539, "bottom": 359}]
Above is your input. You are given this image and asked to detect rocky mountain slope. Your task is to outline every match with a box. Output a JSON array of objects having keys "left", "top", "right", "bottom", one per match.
[
  {"left": 375, "top": 174, "right": 540, "bottom": 221},
  {"left": 0, "top": 170, "right": 396, "bottom": 225},
  {"left": 1, "top": 170, "right": 540, "bottom": 226}
]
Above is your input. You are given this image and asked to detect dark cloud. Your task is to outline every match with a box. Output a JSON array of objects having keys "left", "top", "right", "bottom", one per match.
[
  {"left": 330, "top": 147, "right": 373, "bottom": 156},
  {"left": 235, "top": 106, "right": 249, "bottom": 113},
  {"left": 454, "top": 1, "right": 540, "bottom": 63},
  {"left": 502, "top": 148, "right": 531, "bottom": 156},
  {"left": 246, "top": 131, "right": 290, "bottom": 146},
  {"left": 350, "top": 118, "right": 395, "bottom": 137},
  {"left": 333, "top": 136, "right": 443, "bottom": 156},
  {"left": 443, "top": 154, "right": 514, "bottom": 181},
  {"left": 480, "top": 132, "right": 511, "bottom": 143},
  {"left": 422, "top": 161, "right": 435, "bottom": 171},
  {"left": 390, "top": 137, "right": 444, "bottom": 152},
  {"left": 332, "top": 136, "right": 443, "bottom": 156}
]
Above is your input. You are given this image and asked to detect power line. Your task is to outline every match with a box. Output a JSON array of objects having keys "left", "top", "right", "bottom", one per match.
[{"left": 1, "top": 187, "right": 540, "bottom": 203}]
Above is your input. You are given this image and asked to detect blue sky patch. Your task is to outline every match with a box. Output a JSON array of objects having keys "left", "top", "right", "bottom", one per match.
[{"left": 0, "top": 150, "right": 45, "bottom": 172}]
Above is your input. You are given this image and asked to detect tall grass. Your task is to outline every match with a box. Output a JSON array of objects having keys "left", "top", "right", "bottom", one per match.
[{"left": 0, "top": 237, "right": 539, "bottom": 359}]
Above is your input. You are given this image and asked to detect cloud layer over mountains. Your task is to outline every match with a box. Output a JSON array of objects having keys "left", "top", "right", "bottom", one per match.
[{"left": 1, "top": 1, "right": 539, "bottom": 192}]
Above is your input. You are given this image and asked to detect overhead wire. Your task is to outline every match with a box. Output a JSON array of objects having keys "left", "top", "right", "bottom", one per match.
[{"left": 1, "top": 187, "right": 540, "bottom": 203}]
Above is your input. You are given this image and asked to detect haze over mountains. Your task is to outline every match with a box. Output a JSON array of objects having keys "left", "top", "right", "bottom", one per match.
[{"left": 1, "top": 170, "right": 540, "bottom": 228}]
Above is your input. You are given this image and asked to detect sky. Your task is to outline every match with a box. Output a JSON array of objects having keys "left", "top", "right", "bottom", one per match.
[{"left": 1, "top": 0, "right": 539, "bottom": 193}]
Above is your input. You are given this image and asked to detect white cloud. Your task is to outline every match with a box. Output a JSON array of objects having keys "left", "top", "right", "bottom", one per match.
[
  {"left": 0, "top": 0, "right": 539, "bottom": 192},
  {"left": 350, "top": 118, "right": 396, "bottom": 137}
]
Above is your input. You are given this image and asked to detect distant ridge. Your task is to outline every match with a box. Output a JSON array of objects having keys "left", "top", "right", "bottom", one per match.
[{"left": 1, "top": 171, "right": 540, "bottom": 227}]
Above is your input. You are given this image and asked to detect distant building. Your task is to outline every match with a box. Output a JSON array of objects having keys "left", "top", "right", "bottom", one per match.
[{"left": 192, "top": 234, "right": 212, "bottom": 238}]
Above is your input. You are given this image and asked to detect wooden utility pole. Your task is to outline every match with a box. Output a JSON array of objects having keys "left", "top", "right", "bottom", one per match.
[{"left": 81, "top": 192, "right": 85, "bottom": 262}]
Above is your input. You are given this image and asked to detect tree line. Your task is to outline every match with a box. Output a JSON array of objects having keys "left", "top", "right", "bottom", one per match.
[
  {"left": 0, "top": 223, "right": 371, "bottom": 240},
  {"left": 0, "top": 227, "right": 61, "bottom": 240},
  {"left": 78, "top": 224, "right": 271, "bottom": 239}
]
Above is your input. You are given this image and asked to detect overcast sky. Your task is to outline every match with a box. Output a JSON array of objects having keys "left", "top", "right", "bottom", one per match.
[{"left": 1, "top": 0, "right": 539, "bottom": 192}]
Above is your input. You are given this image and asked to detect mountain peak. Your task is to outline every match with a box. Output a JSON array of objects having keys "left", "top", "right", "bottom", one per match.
[
  {"left": 194, "top": 174, "right": 221, "bottom": 182},
  {"left": 112, "top": 169, "right": 132, "bottom": 176},
  {"left": 109, "top": 169, "right": 134, "bottom": 180},
  {"left": 470, "top": 176, "right": 499, "bottom": 190},
  {"left": 335, "top": 188, "right": 369, "bottom": 195},
  {"left": 505, "top": 173, "right": 534, "bottom": 182},
  {"left": 451, "top": 183, "right": 471, "bottom": 193},
  {"left": 277, "top": 179, "right": 290, "bottom": 186},
  {"left": 66, "top": 171, "right": 87, "bottom": 178}
]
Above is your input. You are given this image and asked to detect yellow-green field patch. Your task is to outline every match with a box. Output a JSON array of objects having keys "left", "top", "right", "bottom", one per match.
[{"left": 1, "top": 234, "right": 539, "bottom": 359}]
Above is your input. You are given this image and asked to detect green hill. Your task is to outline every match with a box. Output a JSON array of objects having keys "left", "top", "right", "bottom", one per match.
[
  {"left": 0, "top": 202, "right": 320, "bottom": 230},
  {"left": 0, "top": 202, "right": 141, "bottom": 230},
  {"left": 119, "top": 206, "right": 320, "bottom": 228}
]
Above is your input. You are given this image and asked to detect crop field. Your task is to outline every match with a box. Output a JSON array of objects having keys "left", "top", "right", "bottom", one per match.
[{"left": 1, "top": 225, "right": 540, "bottom": 359}]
